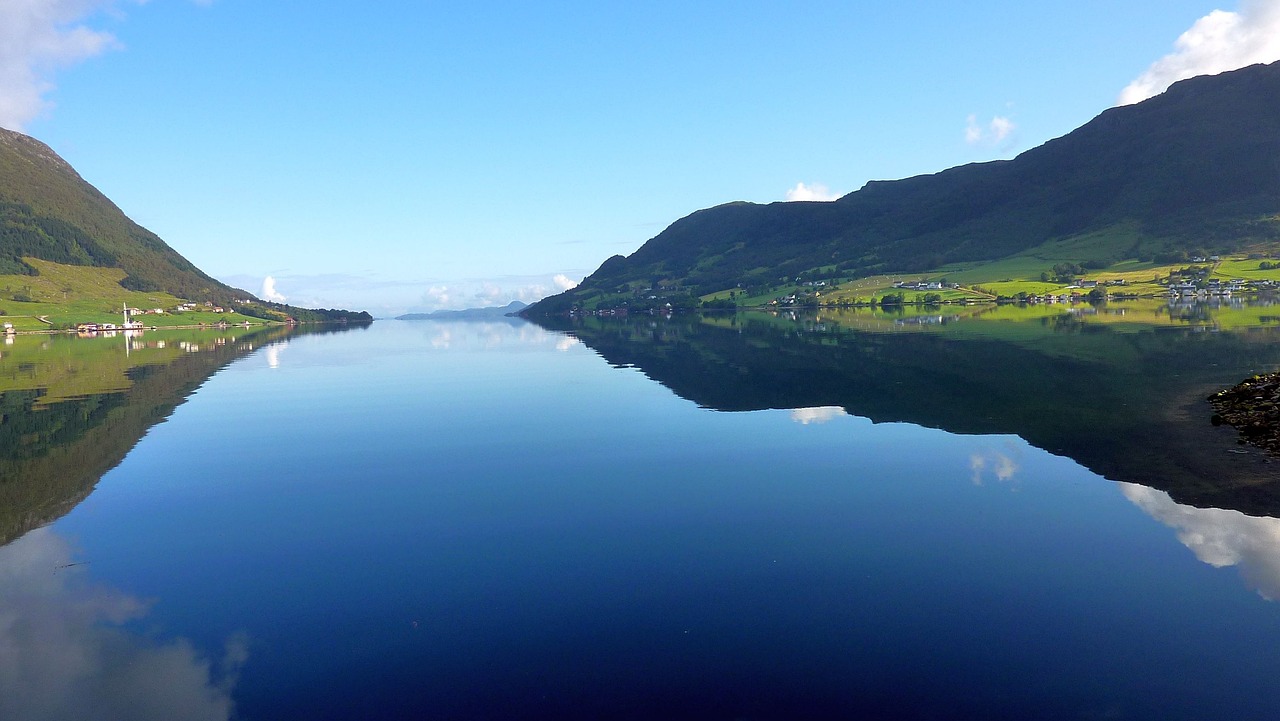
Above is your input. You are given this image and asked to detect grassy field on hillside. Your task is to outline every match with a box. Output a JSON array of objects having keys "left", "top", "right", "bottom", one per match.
[
  {"left": 698, "top": 231, "right": 1280, "bottom": 308},
  {"left": 0, "top": 259, "right": 270, "bottom": 330}
]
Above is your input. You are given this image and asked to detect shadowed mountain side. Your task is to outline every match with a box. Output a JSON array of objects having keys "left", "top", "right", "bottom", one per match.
[
  {"left": 536, "top": 313, "right": 1280, "bottom": 516},
  {"left": 527, "top": 61, "right": 1280, "bottom": 314},
  {"left": 0, "top": 324, "right": 360, "bottom": 546}
]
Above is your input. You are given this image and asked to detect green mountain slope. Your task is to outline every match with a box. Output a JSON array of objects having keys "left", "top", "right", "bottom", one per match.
[
  {"left": 0, "top": 128, "right": 238, "bottom": 301},
  {"left": 527, "top": 61, "right": 1280, "bottom": 315},
  {"left": 0, "top": 128, "right": 371, "bottom": 323}
]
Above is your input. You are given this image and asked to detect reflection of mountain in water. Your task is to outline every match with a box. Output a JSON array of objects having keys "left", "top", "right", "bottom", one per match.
[
  {"left": 540, "top": 310, "right": 1280, "bottom": 516},
  {"left": 0, "top": 325, "right": 365, "bottom": 546}
]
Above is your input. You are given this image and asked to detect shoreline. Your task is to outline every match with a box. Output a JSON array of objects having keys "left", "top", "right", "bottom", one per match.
[
  {"left": 3, "top": 319, "right": 371, "bottom": 337},
  {"left": 1209, "top": 373, "right": 1280, "bottom": 456}
]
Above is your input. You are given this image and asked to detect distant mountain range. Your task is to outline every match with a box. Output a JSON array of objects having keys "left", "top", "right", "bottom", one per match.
[
  {"left": 397, "top": 300, "right": 528, "bottom": 320},
  {"left": 0, "top": 128, "right": 370, "bottom": 322},
  {"left": 525, "top": 61, "right": 1280, "bottom": 315}
]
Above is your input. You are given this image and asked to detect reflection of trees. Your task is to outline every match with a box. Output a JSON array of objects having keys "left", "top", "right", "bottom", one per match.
[
  {"left": 544, "top": 312, "right": 1280, "bottom": 516},
  {"left": 0, "top": 527, "right": 244, "bottom": 721},
  {"left": 0, "top": 325, "right": 315, "bottom": 546}
]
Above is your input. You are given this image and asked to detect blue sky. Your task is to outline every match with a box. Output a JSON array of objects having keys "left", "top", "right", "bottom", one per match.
[{"left": 4, "top": 1, "right": 1279, "bottom": 315}]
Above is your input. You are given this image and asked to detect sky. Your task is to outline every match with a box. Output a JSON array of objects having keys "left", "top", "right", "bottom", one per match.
[{"left": 3, "top": 1, "right": 1280, "bottom": 316}]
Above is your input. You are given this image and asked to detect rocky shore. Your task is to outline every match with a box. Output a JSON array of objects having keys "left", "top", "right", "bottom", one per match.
[{"left": 1210, "top": 373, "right": 1280, "bottom": 454}]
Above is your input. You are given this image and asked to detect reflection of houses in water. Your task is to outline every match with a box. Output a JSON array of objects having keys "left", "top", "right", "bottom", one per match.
[
  {"left": 1163, "top": 297, "right": 1247, "bottom": 324},
  {"left": 1166, "top": 297, "right": 1248, "bottom": 311},
  {"left": 893, "top": 314, "right": 956, "bottom": 327}
]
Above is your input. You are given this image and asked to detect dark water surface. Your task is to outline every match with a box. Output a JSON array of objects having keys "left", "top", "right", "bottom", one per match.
[{"left": 5, "top": 308, "right": 1280, "bottom": 720}]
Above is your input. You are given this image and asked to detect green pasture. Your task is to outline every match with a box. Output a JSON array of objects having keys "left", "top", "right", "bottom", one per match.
[{"left": 0, "top": 259, "right": 274, "bottom": 330}]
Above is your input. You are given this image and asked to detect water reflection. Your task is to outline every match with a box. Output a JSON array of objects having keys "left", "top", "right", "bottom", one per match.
[
  {"left": 534, "top": 306, "right": 1280, "bottom": 516},
  {"left": 404, "top": 317, "right": 586, "bottom": 352},
  {"left": 1123, "top": 483, "right": 1280, "bottom": 600},
  {"left": 0, "top": 528, "right": 243, "bottom": 721},
  {"left": 969, "top": 444, "right": 1023, "bottom": 485},
  {"left": 790, "top": 406, "right": 847, "bottom": 424},
  {"left": 265, "top": 342, "right": 285, "bottom": 369},
  {"left": 0, "top": 324, "right": 362, "bottom": 546}
]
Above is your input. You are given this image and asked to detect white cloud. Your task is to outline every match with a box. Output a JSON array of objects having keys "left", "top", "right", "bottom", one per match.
[
  {"left": 473, "top": 283, "right": 505, "bottom": 304},
  {"left": 418, "top": 273, "right": 584, "bottom": 313},
  {"left": 0, "top": 0, "right": 125, "bottom": 131},
  {"left": 784, "top": 182, "right": 839, "bottom": 202},
  {"left": 989, "top": 115, "right": 1015, "bottom": 142},
  {"left": 260, "top": 276, "right": 286, "bottom": 303},
  {"left": 790, "top": 406, "right": 847, "bottom": 425},
  {"left": 1119, "top": 1, "right": 1280, "bottom": 105},
  {"left": 221, "top": 270, "right": 587, "bottom": 316},
  {"left": 1122, "top": 482, "right": 1280, "bottom": 600},
  {"left": 964, "top": 114, "right": 1017, "bottom": 149},
  {"left": 422, "top": 285, "right": 452, "bottom": 309}
]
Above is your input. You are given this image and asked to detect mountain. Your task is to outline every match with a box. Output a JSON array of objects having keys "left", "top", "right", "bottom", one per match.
[
  {"left": 0, "top": 128, "right": 371, "bottom": 323},
  {"left": 0, "top": 128, "right": 243, "bottom": 301},
  {"left": 397, "top": 300, "right": 528, "bottom": 320},
  {"left": 525, "top": 61, "right": 1280, "bottom": 315}
]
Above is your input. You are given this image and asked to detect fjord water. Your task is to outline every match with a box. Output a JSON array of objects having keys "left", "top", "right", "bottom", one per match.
[{"left": 6, "top": 310, "right": 1280, "bottom": 719}]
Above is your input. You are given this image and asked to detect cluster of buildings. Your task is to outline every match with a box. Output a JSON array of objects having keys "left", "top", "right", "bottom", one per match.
[
  {"left": 173, "top": 301, "right": 228, "bottom": 313},
  {"left": 74, "top": 300, "right": 235, "bottom": 334},
  {"left": 1166, "top": 278, "right": 1248, "bottom": 297},
  {"left": 891, "top": 280, "right": 954, "bottom": 291}
]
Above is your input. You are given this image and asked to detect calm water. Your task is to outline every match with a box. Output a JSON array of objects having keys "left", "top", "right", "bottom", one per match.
[{"left": 5, "top": 308, "right": 1280, "bottom": 720}]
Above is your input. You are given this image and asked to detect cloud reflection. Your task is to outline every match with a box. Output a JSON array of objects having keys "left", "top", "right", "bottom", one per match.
[
  {"left": 1122, "top": 483, "right": 1280, "bottom": 600},
  {"left": 0, "top": 528, "right": 244, "bottom": 721},
  {"left": 413, "top": 320, "right": 581, "bottom": 353},
  {"left": 265, "top": 341, "right": 285, "bottom": 369},
  {"left": 969, "top": 445, "right": 1021, "bottom": 485},
  {"left": 790, "top": 406, "right": 847, "bottom": 425}
]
